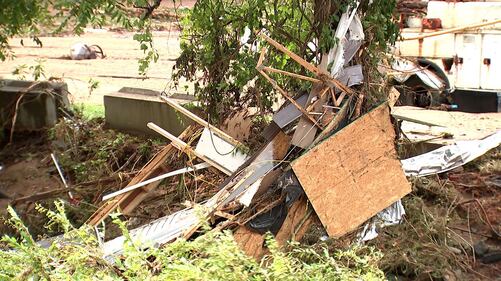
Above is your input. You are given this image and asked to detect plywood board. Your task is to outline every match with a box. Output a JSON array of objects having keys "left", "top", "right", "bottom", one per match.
[
  {"left": 233, "top": 196, "right": 313, "bottom": 259},
  {"left": 291, "top": 103, "right": 411, "bottom": 238}
]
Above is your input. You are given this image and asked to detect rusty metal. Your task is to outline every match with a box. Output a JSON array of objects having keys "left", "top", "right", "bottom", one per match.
[{"left": 422, "top": 18, "right": 442, "bottom": 30}]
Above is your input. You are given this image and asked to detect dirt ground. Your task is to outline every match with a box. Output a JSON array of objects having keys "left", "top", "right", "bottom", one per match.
[{"left": 0, "top": 29, "right": 189, "bottom": 105}]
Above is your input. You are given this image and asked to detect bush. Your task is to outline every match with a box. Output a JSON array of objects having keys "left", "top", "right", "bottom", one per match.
[{"left": 1, "top": 201, "right": 384, "bottom": 280}]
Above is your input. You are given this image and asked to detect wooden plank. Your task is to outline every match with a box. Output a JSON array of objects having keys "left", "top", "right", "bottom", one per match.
[
  {"left": 233, "top": 196, "right": 314, "bottom": 259},
  {"left": 160, "top": 96, "right": 243, "bottom": 148},
  {"left": 292, "top": 103, "right": 411, "bottom": 238},
  {"left": 290, "top": 53, "right": 331, "bottom": 149},
  {"left": 257, "top": 69, "right": 322, "bottom": 129},
  {"left": 291, "top": 83, "right": 325, "bottom": 148},
  {"left": 148, "top": 122, "right": 233, "bottom": 175},
  {"left": 86, "top": 126, "right": 197, "bottom": 226},
  {"left": 259, "top": 33, "right": 320, "bottom": 75},
  {"left": 262, "top": 66, "right": 321, "bottom": 83}
]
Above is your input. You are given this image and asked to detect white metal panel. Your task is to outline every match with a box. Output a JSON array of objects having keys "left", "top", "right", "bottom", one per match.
[
  {"left": 397, "top": 32, "right": 455, "bottom": 58},
  {"left": 427, "top": 1, "right": 501, "bottom": 29},
  {"left": 480, "top": 34, "right": 501, "bottom": 90},
  {"left": 453, "top": 34, "right": 482, "bottom": 89}
]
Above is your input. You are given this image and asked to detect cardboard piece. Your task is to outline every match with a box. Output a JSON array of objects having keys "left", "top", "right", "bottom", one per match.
[{"left": 291, "top": 103, "right": 411, "bottom": 238}]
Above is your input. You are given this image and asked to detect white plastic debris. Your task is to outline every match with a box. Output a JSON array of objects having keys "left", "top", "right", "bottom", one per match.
[
  {"left": 70, "top": 43, "right": 105, "bottom": 60},
  {"left": 70, "top": 43, "right": 92, "bottom": 60}
]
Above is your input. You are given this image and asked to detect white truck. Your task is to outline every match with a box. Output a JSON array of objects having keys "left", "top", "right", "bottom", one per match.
[{"left": 395, "top": 1, "right": 501, "bottom": 112}]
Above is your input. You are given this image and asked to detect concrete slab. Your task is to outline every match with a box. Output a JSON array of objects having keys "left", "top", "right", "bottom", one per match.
[
  {"left": 0, "top": 79, "right": 69, "bottom": 130},
  {"left": 103, "top": 87, "right": 193, "bottom": 136}
]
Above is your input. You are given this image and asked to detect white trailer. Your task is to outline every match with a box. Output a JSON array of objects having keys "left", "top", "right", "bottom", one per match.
[{"left": 396, "top": 1, "right": 501, "bottom": 112}]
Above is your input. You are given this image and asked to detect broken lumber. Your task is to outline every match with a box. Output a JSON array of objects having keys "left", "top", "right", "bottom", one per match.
[
  {"left": 86, "top": 126, "right": 197, "bottom": 226},
  {"left": 101, "top": 162, "right": 211, "bottom": 201},
  {"left": 308, "top": 95, "right": 353, "bottom": 149},
  {"left": 258, "top": 32, "right": 356, "bottom": 95},
  {"left": 292, "top": 103, "right": 411, "bottom": 238},
  {"left": 160, "top": 96, "right": 243, "bottom": 148},
  {"left": 147, "top": 122, "right": 232, "bottom": 175}
]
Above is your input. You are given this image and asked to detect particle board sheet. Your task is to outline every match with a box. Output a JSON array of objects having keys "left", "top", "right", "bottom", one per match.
[{"left": 291, "top": 103, "right": 411, "bottom": 238}]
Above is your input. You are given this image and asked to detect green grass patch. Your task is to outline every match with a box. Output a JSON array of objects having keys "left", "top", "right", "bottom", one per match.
[{"left": 72, "top": 103, "right": 105, "bottom": 120}]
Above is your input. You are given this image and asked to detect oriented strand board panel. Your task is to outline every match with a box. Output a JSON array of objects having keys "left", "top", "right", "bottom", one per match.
[{"left": 291, "top": 103, "right": 411, "bottom": 238}]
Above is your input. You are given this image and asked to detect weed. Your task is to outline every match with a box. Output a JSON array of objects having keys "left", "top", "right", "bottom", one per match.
[{"left": 1, "top": 201, "right": 385, "bottom": 280}]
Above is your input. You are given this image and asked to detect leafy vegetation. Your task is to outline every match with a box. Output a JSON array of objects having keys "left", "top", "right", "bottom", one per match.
[
  {"left": 173, "top": 0, "right": 399, "bottom": 121},
  {"left": 0, "top": 201, "right": 385, "bottom": 280}
]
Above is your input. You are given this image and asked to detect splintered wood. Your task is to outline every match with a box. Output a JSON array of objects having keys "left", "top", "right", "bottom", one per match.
[
  {"left": 234, "top": 197, "right": 314, "bottom": 259},
  {"left": 86, "top": 126, "right": 198, "bottom": 226},
  {"left": 291, "top": 103, "right": 411, "bottom": 238}
]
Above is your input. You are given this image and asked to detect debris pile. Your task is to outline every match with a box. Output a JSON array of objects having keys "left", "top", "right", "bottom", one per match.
[
  {"left": 88, "top": 8, "right": 419, "bottom": 259},
  {"left": 71, "top": 5, "right": 501, "bottom": 263}
]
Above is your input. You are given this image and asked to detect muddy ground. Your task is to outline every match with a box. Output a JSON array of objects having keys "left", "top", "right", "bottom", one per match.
[{"left": 0, "top": 2, "right": 195, "bottom": 106}]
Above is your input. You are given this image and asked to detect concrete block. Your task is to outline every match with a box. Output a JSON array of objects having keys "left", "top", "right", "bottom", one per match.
[
  {"left": 103, "top": 87, "right": 193, "bottom": 136},
  {"left": 0, "top": 79, "right": 69, "bottom": 130}
]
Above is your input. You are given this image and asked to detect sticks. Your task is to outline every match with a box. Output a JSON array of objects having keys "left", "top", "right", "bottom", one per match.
[
  {"left": 148, "top": 122, "right": 233, "bottom": 175},
  {"left": 159, "top": 96, "right": 243, "bottom": 148},
  {"left": 260, "top": 66, "right": 321, "bottom": 83},
  {"left": 102, "top": 163, "right": 211, "bottom": 201}
]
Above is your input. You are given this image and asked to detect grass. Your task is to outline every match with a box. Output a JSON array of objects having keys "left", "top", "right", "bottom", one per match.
[{"left": 72, "top": 103, "right": 105, "bottom": 120}]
